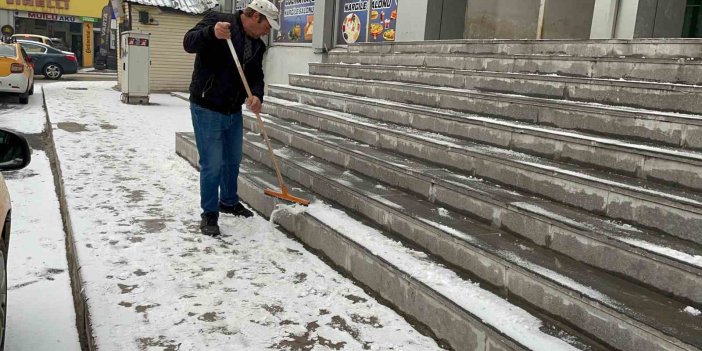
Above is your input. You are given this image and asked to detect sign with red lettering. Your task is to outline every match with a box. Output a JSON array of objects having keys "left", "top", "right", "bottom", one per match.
[
  {"left": 15, "top": 11, "right": 81, "bottom": 22},
  {"left": 128, "top": 37, "right": 149, "bottom": 47},
  {"left": 5, "top": 0, "right": 70, "bottom": 10}
]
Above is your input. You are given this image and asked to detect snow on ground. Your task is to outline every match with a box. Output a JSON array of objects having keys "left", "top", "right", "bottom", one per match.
[
  {"left": 4, "top": 152, "right": 82, "bottom": 351},
  {"left": 684, "top": 306, "right": 702, "bottom": 316},
  {"left": 0, "top": 87, "right": 47, "bottom": 134},
  {"left": 1, "top": 84, "right": 82, "bottom": 351},
  {"left": 42, "top": 81, "right": 441, "bottom": 350}
]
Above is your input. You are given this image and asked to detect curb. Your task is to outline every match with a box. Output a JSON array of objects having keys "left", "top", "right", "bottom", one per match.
[{"left": 42, "top": 86, "right": 95, "bottom": 351}]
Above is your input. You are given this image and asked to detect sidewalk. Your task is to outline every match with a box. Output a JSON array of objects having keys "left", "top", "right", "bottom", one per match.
[
  {"left": 1, "top": 83, "right": 82, "bottom": 351},
  {"left": 42, "top": 81, "right": 441, "bottom": 350}
]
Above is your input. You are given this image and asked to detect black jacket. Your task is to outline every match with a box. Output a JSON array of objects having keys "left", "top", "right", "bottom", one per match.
[{"left": 183, "top": 10, "right": 266, "bottom": 115}]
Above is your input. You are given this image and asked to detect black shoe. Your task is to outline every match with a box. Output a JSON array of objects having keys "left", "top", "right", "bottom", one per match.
[
  {"left": 200, "top": 212, "right": 220, "bottom": 236},
  {"left": 219, "top": 202, "right": 254, "bottom": 218}
]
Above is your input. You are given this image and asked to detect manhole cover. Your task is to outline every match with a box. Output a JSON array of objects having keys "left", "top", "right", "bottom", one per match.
[{"left": 66, "top": 87, "right": 88, "bottom": 90}]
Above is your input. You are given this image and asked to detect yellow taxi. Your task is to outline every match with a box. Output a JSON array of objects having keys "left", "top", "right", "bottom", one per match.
[{"left": 0, "top": 39, "right": 34, "bottom": 104}]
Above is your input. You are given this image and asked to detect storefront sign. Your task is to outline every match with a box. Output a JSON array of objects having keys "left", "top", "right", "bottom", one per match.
[
  {"left": 15, "top": 11, "right": 82, "bottom": 22},
  {"left": 274, "top": 0, "right": 314, "bottom": 43},
  {"left": 5, "top": 0, "right": 70, "bottom": 10},
  {"left": 81, "top": 16, "right": 98, "bottom": 23},
  {"left": 336, "top": 0, "right": 397, "bottom": 45},
  {"left": 83, "top": 22, "right": 93, "bottom": 67},
  {"left": 1, "top": 0, "right": 102, "bottom": 19}
]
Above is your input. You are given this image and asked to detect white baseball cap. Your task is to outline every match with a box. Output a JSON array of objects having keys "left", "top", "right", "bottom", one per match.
[{"left": 247, "top": 0, "right": 280, "bottom": 31}]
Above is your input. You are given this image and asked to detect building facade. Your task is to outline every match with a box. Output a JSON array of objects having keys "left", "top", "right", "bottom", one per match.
[
  {"left": 0, "top": 0, "right": 104, "bottom": 67},
  {"left": 216, "top": 0, "right": 699, "bottom": 87},
  {"left": 114, "top": 0, "right": 218, "bottom": 92}
]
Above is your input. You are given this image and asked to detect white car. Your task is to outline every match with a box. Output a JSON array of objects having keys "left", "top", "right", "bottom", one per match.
[{"left": 0, "top": 128, "right": 31, "bottom": 350}]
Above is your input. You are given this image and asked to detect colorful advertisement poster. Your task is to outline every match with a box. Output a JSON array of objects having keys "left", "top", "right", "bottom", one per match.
[
  {"left": 336, "top": 0, "right": 397, "bottom": 45},
  {"left": 235, "top": 0, "right": 252, "bottom": 10},
  {"left": 368, "top": 0, "right": 397, "bottom": 42},
  {"left": 274, "top": 0, "right": 315, "bottom": 43},
  {"left": 336, "top": 0, "right": 368, "bottom": 45}
]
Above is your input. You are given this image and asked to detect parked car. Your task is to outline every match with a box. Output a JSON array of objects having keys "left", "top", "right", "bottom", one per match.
[
  {"left": 10, "top": 34, "right": 68, "bottom": 51},
  {"left": 0, "top": 128, "right": 31, "bottom": 351},
  {"left": 0, "top": 40, "right": 34, "bottom": 104},
  {"left": 17, "top": 40, "right": 77, "bottom": 80}
]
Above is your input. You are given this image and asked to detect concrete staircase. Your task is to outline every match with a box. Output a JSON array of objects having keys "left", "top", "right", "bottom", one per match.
[{"left": 176, "top": 39, "right": 702, "bottom": 351}]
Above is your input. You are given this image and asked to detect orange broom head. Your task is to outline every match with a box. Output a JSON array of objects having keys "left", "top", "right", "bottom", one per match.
[{"left": 264, "top": 188, "right": 311, "bottom": 206}]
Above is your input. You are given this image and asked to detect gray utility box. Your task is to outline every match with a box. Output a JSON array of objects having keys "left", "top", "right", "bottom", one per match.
[{"left": 120, "top": 31, "right": 150, "bottom": 104}]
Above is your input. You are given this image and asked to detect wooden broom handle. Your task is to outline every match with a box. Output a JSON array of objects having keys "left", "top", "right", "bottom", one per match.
[{"left": 226, "top": 38, "right": 288, "bottom": 193}]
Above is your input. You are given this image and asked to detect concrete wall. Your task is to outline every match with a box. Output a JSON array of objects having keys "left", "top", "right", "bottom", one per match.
[
  {"left": 590, "top": 0, "right": 619, "bottom": 39},
  {"left": 615, "top": 0, "right": 640, "bottom": 38},
  {"left": 634, "top": 0, "right": 685, "bottom": 38},
  {"left": 440, "top": 0, "right": 467, "bottom": 39},
  {"left": 397, "top": 0, "right": 466, "bottom": 41},
  {"left": 396, "top": 0, "right": 430, "bottom": 41},
  {"left": 263, "top": 45, "right": 321, "bottom": 87},
  {"left": 543, "top": 0, "right": 595, "bottom": 39},
  {"left": 651, "top": 0, "right": 686, "bottom": 37},
  {"left": 464, "top": 0, "right": 541, "bottom": 39},
  {"left": 0, "top": 10, "right": 13, "bottom": 28}
]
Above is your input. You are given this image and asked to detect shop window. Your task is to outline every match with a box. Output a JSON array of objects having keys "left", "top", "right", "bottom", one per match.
[
  {"left": 336, "top": 0, "right": 397, "bottom": 45},
  {"left": 683, "top": 0, "right": 702, "bottom": 37},
  {"left": 35, "top": 20, "right": 47, "bottom": 31},
  {"left": 70, "top": 22, "right": 82, "bottom": 33}
]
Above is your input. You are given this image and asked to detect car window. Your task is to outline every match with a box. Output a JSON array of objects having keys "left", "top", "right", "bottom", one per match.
[
  {"left": 14, "top": 36, "right": 42, "bottom": 43},
  {"left": 19, "top": 47, "right": 30, "bottom": 63},
  {"left": 21, "top": 43, "right": 47, "bottom": 54},
  {"left": 0, "top": 45, "right": 17, "bottom": 58},
  {"left": 49, "top": 38, "right": 67, "bottom": 50}
]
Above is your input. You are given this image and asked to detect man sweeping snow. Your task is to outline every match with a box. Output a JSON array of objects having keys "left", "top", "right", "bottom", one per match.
[{"left": 183, "top": 0, "right": 280, "bottom": 236}]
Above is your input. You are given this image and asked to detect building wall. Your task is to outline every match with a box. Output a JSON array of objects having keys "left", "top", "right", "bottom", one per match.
[
  {"left": 590, "top": 0, "right": 641, "bottom": 39},
  {"left": 590, "top": 0, "right": 619, "bottom": 39},
  {"left": 123, "top": 4, "right": 203, "bottom": 92},
  {"left": 651, "top": 0, "right": 686, "bottom": 37},
  {"left": 263, "top": 46, "right": 321, "bottom": 87},
  {"left": 440, "top": 0, "right": 467, "bottom": 40},
  {"left": 615, "top": 0, "right": 640, "bottom": 38},
  {"left": 634, "top": 0, "right": 685, "bottom": 38},
  {"left": 543, "top": 0, "right": 595, "bottom": 39},
  {"left": 396, "top": 0, "right": 429, "bottom": 41},
  {"left": 464, "top": 0, "right": 541, "bottom": 39},
  {"left": 0, "top": 10, "right": 13, "bottom": 28}
]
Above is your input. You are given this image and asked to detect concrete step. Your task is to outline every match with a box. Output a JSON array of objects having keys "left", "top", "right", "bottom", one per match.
[
  {"left": 175, "top": 132, "right": 599, "bottom": 351},
  {"left": 288, "top": 73, "right": 702, "bottom": 151},
  {"left": 250, "top": 94, "right": 702, "bottom": 306},
  {"left": 238, "top": 125, "right": 701, "bottom": 351},
  {"left": 326, "top": 51, "right": 702, "bottom": 85},
  {"left": 269, "top": 84, "right": 702, "bottom": 192},
  {"left": 259, "top": 94, "right": 702, "bottom": 246},
  {"left": 345, "top": 39, "right": 702, "bottom": 59},
  {"left": 310, "top": 63, "right": 702, "bottom": 115}
]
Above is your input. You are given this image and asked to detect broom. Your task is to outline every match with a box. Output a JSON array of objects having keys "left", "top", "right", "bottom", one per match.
[{"left": 226, "top": 38, "right": 310, "bottom": 206}]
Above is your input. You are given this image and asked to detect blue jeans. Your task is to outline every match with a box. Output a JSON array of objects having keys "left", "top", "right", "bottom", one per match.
[{"left": 190, "top": 103, "right": 243, "bottom": 214}]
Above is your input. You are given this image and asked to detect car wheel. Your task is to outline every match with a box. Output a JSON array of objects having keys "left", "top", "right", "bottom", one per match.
[
  {"left": 18, "top": 94, "right": 28, "bottom": 105},
  {"left": 43, "top": 63, "right": 63, "bottom": 80},
  {"left": 28, "top": 83, "right": 34, "bottom": 96}
]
